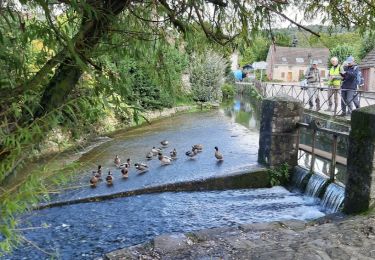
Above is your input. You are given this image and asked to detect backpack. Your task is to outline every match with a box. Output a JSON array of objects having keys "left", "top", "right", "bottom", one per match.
[{"left": 356, "top": 67, "right": 364, "bottom": 87}]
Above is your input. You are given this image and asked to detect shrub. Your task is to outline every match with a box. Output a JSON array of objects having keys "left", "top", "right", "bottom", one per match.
[
  {"left": 189, "top": 50, "right": 227, "bottom": 102},
  {"left": 221, "top": 83, "right": 235, "bottom": 99},
  {"left": 268, "top": 163, "right": 290, "bottom": 186}
]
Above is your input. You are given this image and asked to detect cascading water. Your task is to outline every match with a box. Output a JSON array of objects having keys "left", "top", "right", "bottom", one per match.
[
  {"left": 321, "top": 183, "right": 345, "bottom": 213},
  {"left": 290, "top": 166, "right": 311, "bottom": 191},
  {"left": 304, "top": 174, "right": 328, "bottom": 198}
]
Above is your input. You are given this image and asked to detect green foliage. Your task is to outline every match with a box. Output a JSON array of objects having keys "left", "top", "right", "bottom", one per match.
[
  {"left": 329, "top": 44, "right": 358, "bottom": 65},
  {"left": 189, "top": 50, "right": 227, "bottom": 102},
  {"left": 240, "top": 33, "right": 291, "bottom": 65},
  {"left": 359, "top": 35, "right": 375, "bottom": 60},
  {"left": 221, "top": 83, "right": 235, "bottom": 99},
  {"left": 268, "top": 163, "right": 290, "bottom": 186}
]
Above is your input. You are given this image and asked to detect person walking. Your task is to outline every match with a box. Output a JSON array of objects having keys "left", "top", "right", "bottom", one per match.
[
  {"left": 340, "top": 56, "right": 359, "bottom": 116},
  {"left": 233, "top": 64, "right": 243, "bottom": 82},
  {"left": 305, "top": 61, "right": 321, "bottom": 110},
  {"left": 326, "top": 57, "right": 342, "bottom": 113}
]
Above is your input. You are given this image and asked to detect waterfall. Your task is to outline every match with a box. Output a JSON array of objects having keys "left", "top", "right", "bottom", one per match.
[
  {"left": 304, "top": 174, "right": 328, "bottom": 198},
  {"left": 290, "top": 166, "right": 311, "bottom": 191},
  {"left": 321, "top": 183, "right": 345, "bottom": 213}
]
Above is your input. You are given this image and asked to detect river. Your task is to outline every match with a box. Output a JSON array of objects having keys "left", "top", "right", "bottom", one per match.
[{"left": 4, "top": 95, "right": 328, "bottom": 259}]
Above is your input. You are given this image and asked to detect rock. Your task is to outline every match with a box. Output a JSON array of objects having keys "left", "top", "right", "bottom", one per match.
[{"left": 153, "top": 234, "right": 192, "bottom": 253}]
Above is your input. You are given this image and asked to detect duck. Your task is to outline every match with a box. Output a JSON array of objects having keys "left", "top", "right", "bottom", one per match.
[
  {"left": 160, "top": 140, "right": 169, "bottom": 147},
  {"left": 114, "top": 155, "right": 120, "bottom": 167},
  {"left": 119, "top": 158, "right": 131, "bottom": 169},
  {"left": 192, "top": 144, "right": 203, "bottom": 152},
  {"left": 170, "top": 148, "right": 177, "bottom": 159},
  {"left": 214, "top": 146, "right": 223, "bottom": 161},
  {"left": 95, "top": 165, "right": 102, "bottom": 180},
  {"left": 186, "top": 148, "right": 198, "bottom": 159},
  {"left": 135, "top": 163, "right": 149, "bottom": 173},
  {"left": 106, "top": 170, "right": 114, "bottom": 185},
  {"left": 90, "top": 172, "right": 99, "bottom": 187},
  {"left": 151, "top": 147, "right": 160, "bottom": 155},
  {"left": 158, "top": 152, "right": 172, "bottom": 165},
  {"left": 121, "top": 167, "right": 129, "bottom": 178},
  {"left": 146, "top": 151, "right": 153, "bottom": 160}
]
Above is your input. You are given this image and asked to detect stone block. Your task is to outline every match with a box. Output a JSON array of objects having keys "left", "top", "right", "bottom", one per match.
[
  {"left": 258, "top": 96, "right": 303, "bottom": 167},
  {"left": 344, "top": 105, "right": 375, "bottom": 213}
]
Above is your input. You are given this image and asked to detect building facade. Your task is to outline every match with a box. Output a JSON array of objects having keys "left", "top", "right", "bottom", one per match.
[
  {"left": 266, "top": 45, "right": 330, "bottom": 82},
  {"left": 359, "top": 49, "right": 375, "bottom": 91}
]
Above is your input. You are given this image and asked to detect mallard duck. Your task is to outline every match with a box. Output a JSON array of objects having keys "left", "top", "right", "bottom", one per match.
[
  {"left": 121, "top": 167, "right": 129, "bottom": 178},
  {"left": 94, "top": 165, "right": 102, "bottom": 180},
  {"left": 158, "top": 153, "right": 172, "bottom": 165},
  {"left": 119, "top": 158, "right": 131, "bottom": 169},
  {"left": 114, "top": 155, "right": 120, "bottom": 167},
  {"left": 186, "top": 148, "right": 198, "bottom": 159},
  {"left": 214, "top": 146, "right": 223, "bottom": 161},
  {"left": 160, "top": 140, "right": 169, "bottom": 147},
  {"left": 135, "top": 163, "right": 148, "bottom": 172},
  {"left": 170, "top": 148, "right": 177, "bottom": 159},
  {"left": 192, "top": 144, "right": 203, "bottom": 152},
  {"left": 90, "top": 172, "right": 98, "bottom": 187},
  {"left": 106, "top": 170, "right": 114, "bottom": 185},
  {"left": 146, "top": 151, "right": 153, "bottom": 160}
]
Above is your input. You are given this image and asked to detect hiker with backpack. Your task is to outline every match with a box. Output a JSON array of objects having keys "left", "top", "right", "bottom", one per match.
[{"left": 340, "top": 56, "right": 361, "bottom": 116}]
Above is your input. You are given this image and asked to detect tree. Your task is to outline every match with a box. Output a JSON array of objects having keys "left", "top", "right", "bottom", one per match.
[
  {"left": 329, "top": 45, "right": 358, "bottom": 65},
  {"left": 2, "top": 0, "right": 375, "bottom": 253}
]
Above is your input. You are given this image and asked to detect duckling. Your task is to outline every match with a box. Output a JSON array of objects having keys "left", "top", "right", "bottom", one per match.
[
  {"left": 106, "top": 170, "right": 114, "bottom": 185},
  {"left": 121, "top": 167, "right": 129, "bottom": 178},
  {"left": 90, "top": 172, "right": 99, "bottom": 187},
  {"left": 158, "top": 152, "right": 172, "bottom": 165},
  {"left": 135, "top": 163, "right": 149, "bottom": 173},
  {"left": 114, "top": 155, "right": 120, "bottom": 167},
  {"left": 146, "top": 151, "right": 153, "bottom": 160},
  {"left": 192, "top": 144, "right": 203, "bottom": 152},
  {"left": 170, "top": 148, "right": 177, "bottom": 159},
  {"left": 214, "top": 146, "right": 223, "bottom": 161},
  {"left": 160, "top": 140, "right": 169, "bottom": 147},
  {"left": 186, "top": 148, "right": 198, "bottom": 159}
]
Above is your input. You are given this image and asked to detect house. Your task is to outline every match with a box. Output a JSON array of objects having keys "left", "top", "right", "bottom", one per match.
[
  {"left": 266, "top": 45, "right": 330, "bottom": 82},
  {"left": 358, "top": 48, "right": 375, "bottom": 91}
]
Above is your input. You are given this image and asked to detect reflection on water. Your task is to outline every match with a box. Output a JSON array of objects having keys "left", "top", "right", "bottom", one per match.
[{"left": 222, "top": 96, "right": 260, "bottom": 130}]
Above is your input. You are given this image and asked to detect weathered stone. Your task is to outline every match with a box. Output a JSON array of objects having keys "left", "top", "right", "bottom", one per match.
[
  {"left": 153, "top": 234, "right": 192, "bottom": 253},
  {"left": 344, "top": 105, "right": 375, "bottom": 213},
  {"left": 258, "top": 96, "right": 303, "bottom": 167}
]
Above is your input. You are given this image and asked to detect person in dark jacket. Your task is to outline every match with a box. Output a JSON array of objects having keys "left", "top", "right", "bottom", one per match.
[{"left": 340, "top": 56, "right": 359, "bottom": 116}]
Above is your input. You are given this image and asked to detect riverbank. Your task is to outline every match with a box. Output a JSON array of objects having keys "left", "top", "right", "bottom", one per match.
[{"left": 106, "top": 211, "right": 375, "bottom": 259}]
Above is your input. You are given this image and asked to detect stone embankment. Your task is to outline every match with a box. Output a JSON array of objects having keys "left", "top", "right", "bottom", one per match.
[{"left": 106, "top": 213, "right": 375, "bottom": 260}]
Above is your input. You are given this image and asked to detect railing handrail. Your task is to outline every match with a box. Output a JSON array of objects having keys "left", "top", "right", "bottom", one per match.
[{"left": 297, "top": 122, "right": 349, "bottom": 138}]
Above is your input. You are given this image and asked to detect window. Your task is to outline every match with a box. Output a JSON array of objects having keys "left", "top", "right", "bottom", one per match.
[
  {"left": 281, "top": 57, "right": 287, "bottom": 62},
  {"left": 274, "top": 65, "right": 278, "bottom": 68},
  {"left": 296, "top": 58, "right": 304, "bottom": 63},
  {"left": 281, "top": 72, "right": 285, "bottom": 78},
  {"left": 320, "top": 70, "right": 326, "bottom": 77}
]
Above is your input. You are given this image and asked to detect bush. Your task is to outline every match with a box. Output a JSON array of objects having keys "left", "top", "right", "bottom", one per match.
[
  {"left": 189, "top": 50, "right": 227, "bottom": 102},
  {"left": 221, "top": 83, "right": 235, "bottom": 99},
  {"left": 268, "top": 163, "right": 290, "bottom": 186}
]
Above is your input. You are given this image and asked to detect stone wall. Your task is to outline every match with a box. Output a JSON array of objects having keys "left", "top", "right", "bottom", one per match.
[
  {"left": 344, "top": 105, "right": 375, "bottom": 213},
  {"left": 258, "top": 96, "right": 303, "bottom": 168}
]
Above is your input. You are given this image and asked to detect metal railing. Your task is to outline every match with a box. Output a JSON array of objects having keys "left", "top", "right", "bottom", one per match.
[
  {"left": 297, "top": 120, "right": 349, "bottom": 183},
  {"left": 261, "top": 83, "right": 375, "bottom": 117}
]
